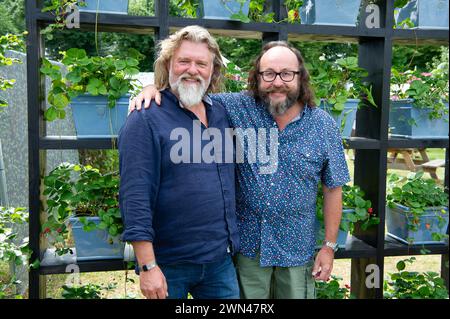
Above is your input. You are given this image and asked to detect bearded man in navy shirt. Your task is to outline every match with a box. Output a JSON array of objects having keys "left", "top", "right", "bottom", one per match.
[{"left": 119, "top": 26, "right": 239, "bottom": 299}]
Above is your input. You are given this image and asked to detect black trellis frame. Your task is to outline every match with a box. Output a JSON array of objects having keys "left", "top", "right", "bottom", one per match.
[{"left": 26, "top": 0, "right": 449, "bottom": 299}]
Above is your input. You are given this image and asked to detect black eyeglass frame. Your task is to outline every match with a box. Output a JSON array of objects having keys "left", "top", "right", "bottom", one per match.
[{"left": 258, "top": 70, "right": 300, "bottom": 82}]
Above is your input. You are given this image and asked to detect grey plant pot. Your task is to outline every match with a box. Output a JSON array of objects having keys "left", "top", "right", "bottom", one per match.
[
  {"left": 79, "top": 0, "right": 129, "bottom": 15},
  {"left": 300, "top": 0, "right": 362, "bottom": 26},
  {"left": 198, "top": 0, "right": 250, "bottom": 20},
  {"left": 389, "top": 99, "right": 449, "bottom": 139},
  {"left": 395, "top": 0, "right": 449, "bottom": 30}
]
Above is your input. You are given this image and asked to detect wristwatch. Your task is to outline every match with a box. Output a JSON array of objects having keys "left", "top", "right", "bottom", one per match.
[
  {"left": 323, "top": 240, "right": 339, "bottom": 252},
  {"left": 138, "top": 261, "right": 157, "bottom": 272}
]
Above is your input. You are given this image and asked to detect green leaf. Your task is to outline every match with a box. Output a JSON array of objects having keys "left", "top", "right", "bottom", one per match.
[
  {"left": 124, "top": 67, "right": 139, "bottom": 76},
  {"left": 109, "top": 77, "right": 120, "bottom": 90},
  {"left": 355, "top": 196, "right": 366, "bottom": 208},
  {"left": 66, "top": 48, "right": 87, "bottom": 60},
  {"left": 53, "top": 93, "right": 69, "bottom": 109},
  {"left": 45, "top": 107, "right": 58, "bottom": 121},
  {"left": 396, "top": 260, "right": 406, "bottom": 271},
  {"left": 66, "top": 71, "right": 82, "bottom": 84},
  {"left": 126, "top": 58, "right": 139, "bottom": 67},
  {"left": 333, "top": 103, "right": 345, "bottom": 112},
  {"left": 114, "top": 60, "right": 126, "bottom": 70}
]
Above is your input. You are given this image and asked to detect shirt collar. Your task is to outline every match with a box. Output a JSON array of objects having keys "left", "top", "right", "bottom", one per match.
[{"left": 290, "top": 104, "right": 311, "bottom": 123}]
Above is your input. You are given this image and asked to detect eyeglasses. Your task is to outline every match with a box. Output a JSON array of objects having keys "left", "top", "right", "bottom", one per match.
[{"left": 259, "top": 70, "right": 300, "bottom": 82}]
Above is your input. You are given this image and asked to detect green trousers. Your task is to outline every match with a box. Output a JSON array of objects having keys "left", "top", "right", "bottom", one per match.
[{"left": 234, "top": 253, "right": 316, "bottom": 299}]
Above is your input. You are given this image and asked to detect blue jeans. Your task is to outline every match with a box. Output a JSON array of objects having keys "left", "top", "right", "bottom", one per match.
[{"left": 159, "top": 254, "right": 239, "bottom": 299}]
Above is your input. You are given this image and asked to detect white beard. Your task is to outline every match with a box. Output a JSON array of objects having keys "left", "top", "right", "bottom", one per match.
[{"left": 169, "top": 73, "right": 210, "bottom": 108}]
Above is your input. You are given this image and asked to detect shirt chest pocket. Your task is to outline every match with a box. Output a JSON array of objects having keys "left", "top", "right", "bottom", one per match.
[{"left": 290, "top": 150, "right": 324, "bottom": 181}]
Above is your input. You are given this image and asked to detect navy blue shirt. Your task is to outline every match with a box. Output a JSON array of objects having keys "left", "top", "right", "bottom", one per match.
[{"left": 118, "top": 89, "right": 239, "bottom": 265}]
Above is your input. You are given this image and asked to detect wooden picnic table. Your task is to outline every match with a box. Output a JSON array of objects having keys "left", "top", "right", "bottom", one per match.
[{"left": 387, "top": 148, "right": 445, "bottom": 182}]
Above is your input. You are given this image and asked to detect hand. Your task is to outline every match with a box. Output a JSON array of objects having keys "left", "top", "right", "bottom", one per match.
[
  {"left": 128, "top": 85, "right": 162, "bottom": 114},
  {"left": 139, "top": 266, "right": 169, "bottom": 299},
  {"left": 312, "top": 246, "right": 335, "bottom": 281}
]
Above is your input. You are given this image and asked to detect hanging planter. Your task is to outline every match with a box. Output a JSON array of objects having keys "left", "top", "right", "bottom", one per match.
[
  {"left": 389, "top": 99, "right": 449, "bottom": 139},
  {"left": 320, "top": 99, "right": 358, "bottom": 138},
  {"left": 386, "top": 203, "right": 449, "bottom": 245},
  {"left": 386, "top": 172, "right": 449, "bottom": 245},
  {"left": 69, "top": 216, "right": 125, "bottom": 261},
  {"left": 42, "top": 164, "right": 124, "bottom": 261},
  {"left": 70, "top": 95, "right": 129, "bottom": 138},
  {"left": 395, "top": 0, "right": 449, "bottom": 30},
  {"left": 41, "top": 48, "right": 144, "bottom": 138},
  {"left": 198, "top": 0, "right": 250, "bottom": 20},
  {"left": 300, "top": 0, "right": 362, "bottom": 26},
  {"left": 309, "top": 56, "right": 376, "bottom": 139},
  {"left": 79, "top": 0, "right": 129, "bottom": 15}
]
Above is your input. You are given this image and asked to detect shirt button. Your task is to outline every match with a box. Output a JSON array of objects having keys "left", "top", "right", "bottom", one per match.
[
  {"left": 270, "top": 183, "right": 274, "bottom": 186},
  {"left": 267, "top": 202, "right": 270, "bottom": 206},
  {"left": 262, "top": 219, "right": 267, "bottom": 223}
]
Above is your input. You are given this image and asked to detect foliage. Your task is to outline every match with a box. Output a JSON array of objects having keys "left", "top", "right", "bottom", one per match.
[
  {"left": 224, "top": 62, "right": 248, "bottom": 93},
  {"left": 44, "top": 31, "right": 155, "bottom": 72},
  {"left": 387, "top": 172, "right": 448, "bottom": 213},
  {"left": 307, "top": 55, "right": 377, "bottom": 115},
  {"left": 0, "top": 207, "right": 30, "bottom": 268},
  {"left": 128, "top": 0, "right": 155, "bottom": 16},
  {"left": 171, "top": 0, "right": 198, "bottom": 17},
  {"left": 78, "top": 150, "right": 119, "bottom": 174},
  {"left": 41, "top": 0, "right": 155, "bottom": 71},
  {"left": 40, "top": 47, "right": 144, "bottom": 121},
  {"left": 0, "top": 207, "right": 30, "bottom": 299},
  {"left": 227, "top": 0, "right": 251, "bottom": 23},
  {"left": 392, "top": 46, "right": 444, "bottom": 74},
  {"left": 41, "top": 0, "right": 87, "bottom": 39},
  {"left": 42, "top": 163, "right": 122, "bottom": 256},
  {"left": 393, "top": 0, "right": 415, "bottom": 29},
  {"left": 0, "top": 0, "right": 26, "bottom": 35},
  {"left": 384, "top": 257, "right": 449, "bottom": 299},
  {"left": 387, "top": 172, "right": 449, "bottom": 242},
  {"left": 62, "top": 282, "right": 117, "bottom": 299},
  {"left": 316, "top": 184, "right": 380, "bottom": 234},
  {"left": 316, "top": 276, "right": 352, "bottom": 299},
  {"left": 284, "top": 0, "right": 302, "bottom": 23},
  {"left": 216, "top": 37, "right": 261, "bottom": 72},
  {"left": 0, "top": 33, "right": 24, "bottom": 109},
  {"left": 249, "top": 0, "right": 275, "bottom": 23},
  {"left": 172, "top": 0, "right": 275, "bottom": 22},
  {"left": 391, "top": 52, "right": 449, "bottom": 121}
]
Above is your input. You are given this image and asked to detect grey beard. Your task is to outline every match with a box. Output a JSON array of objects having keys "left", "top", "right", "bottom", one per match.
[
  {"left": 261, "top": 91, "right": 299, "bottom": 116},
  {"left": 170, "top": 75, "right": 208, "bottom": 108}
]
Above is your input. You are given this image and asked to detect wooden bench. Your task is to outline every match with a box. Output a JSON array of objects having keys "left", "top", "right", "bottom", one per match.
[{"left": 421, "top": 159, "right": 446, "bottom": 181}]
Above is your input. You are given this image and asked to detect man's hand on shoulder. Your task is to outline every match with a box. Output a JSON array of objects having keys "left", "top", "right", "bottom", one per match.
[{"left": 128, "top": 85, "right": 162, "bottom": 114}]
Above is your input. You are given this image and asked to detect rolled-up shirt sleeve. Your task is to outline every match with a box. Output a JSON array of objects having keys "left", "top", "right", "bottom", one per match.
[
  {"left": 321, "top": 117, "right": 351, "bottom": 188},
  {"left": 118, "top": 110, "right": 160, "bottom": 243}
]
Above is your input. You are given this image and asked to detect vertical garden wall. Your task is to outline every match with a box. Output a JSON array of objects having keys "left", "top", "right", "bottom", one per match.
[{"left": 25, "top": 0, "right": 449, "bottom": 299}]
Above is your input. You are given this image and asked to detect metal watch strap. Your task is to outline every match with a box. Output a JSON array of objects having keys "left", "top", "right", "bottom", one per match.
[
  {"left": 323, "top": 240, "right": 339, "bottom": 252},
  {"left": 139, "top": 261, "right": 157, "bottom": 272}
]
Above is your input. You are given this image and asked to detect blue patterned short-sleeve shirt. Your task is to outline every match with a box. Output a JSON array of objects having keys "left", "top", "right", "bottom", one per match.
[{"left": 212, "top": 93, "right": 350, "bottom": 267}]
